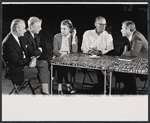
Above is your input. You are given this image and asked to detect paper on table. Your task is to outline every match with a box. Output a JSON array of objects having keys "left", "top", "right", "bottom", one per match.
[{"left": 118, "top": 56, "right": 139, "bottom": 61}]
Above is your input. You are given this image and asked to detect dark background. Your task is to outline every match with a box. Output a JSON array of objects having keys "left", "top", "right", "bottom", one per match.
[{"left": 2, "top": 4, "right": 148, "bottom": 52}]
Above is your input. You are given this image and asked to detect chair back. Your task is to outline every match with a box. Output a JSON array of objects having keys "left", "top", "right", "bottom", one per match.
[{"left": 2, "top": 57, "right": 10, "bottom": 79}]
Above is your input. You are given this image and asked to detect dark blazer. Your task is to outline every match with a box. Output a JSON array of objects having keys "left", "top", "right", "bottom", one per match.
[
  {"left": 124, "top": 31, "right": 148, "bottom": 59},
  {"left": 20, "top": 30, "right": 42, "bottom": 58},
  {"left": 20, "top": 30, "right": 52, "bottom": 62},
  {"left": 2, "top": 33, "right": 30, "bottom": 85},
  {"left": 53, "top": 33, "right": 78, "bottom": 57}
]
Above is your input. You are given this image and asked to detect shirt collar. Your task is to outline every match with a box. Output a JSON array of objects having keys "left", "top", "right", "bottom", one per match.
[
  {"left": 29, "top": 31, "right": 34, "bottom": 38},
  {"left": 94, "top": 29, "right": 104, "bottom": 36},
  {"left": 11, "top": 32, "right": 19, "bottom": 42},
  {"left": 128, "top": 31, "right": 134, "bottom": 41},
  {"left": 11, "top": 32, "right": 21, "bottom": 46}
]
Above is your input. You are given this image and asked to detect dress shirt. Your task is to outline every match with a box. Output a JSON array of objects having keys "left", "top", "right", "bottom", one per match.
[
  {"left": 11, "top": 33, "right": 25, "bottom": 58},
  {"left": 81, "top": 29, "right": 114, "bottom": 54},
  {"left": 12, "top": 33, "right": 21, "bottom": 47},
  {"left": 128, "top": 31, "right": 134, "bottom": 42},
  {"left": 30, "top": 31, "right": 35, "bottom": 38}
]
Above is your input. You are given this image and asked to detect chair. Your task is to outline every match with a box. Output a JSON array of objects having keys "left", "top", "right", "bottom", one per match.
[
  {"left": 114, "top": 73, "right": 148, "bottom": 94},
  {"left": 137, "top": 75, "right": 148, "bottom": 92},
  {"left": 2, "top": 58, "right": 41, "bottom": 95},
  {"left": 80, "top": 68, "right": 110, "bottom": 95},
  {"left": 80, "top": 68, "right": 94, "bottom": 89}
]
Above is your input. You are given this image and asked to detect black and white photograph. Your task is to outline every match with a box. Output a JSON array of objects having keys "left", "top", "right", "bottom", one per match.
[{"left": 1, "top": 2, "right": 148, "bottom": 121}]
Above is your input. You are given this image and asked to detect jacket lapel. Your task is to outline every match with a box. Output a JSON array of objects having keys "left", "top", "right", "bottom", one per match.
[
  {"left": 130, "top": 31, "right": 137, "bottom": 46},
  {"left": 34, "top": 34, "right": 40, "bottom": 48},
  {"left": 59, "top": 34, "right": 62, "bottom": 50},
  {"left": 10, "top": 34, "right": 23, "bottom": 55},
  {"left": 27, "top": 31, "right": 37, "bottom": 49},
  {"left": 68, "top": 34, "right": 72, "bottom": 51}
]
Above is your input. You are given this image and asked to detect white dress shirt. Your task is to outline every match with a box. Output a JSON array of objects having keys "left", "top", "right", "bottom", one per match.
[
  {"left": 81, "top": 29, "right": 114, "bottom": 54},
  {"left": 12, "top": 33, "right": 21, "bottom": 47},
  {"left": 12, "top": 33, "right": 25, "bottom": 58},
  {"left": 128, "top": 31, "right": 134, "bottom": 42}
]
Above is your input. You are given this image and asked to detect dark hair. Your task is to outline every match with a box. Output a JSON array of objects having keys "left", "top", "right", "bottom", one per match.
[
  {"left": 122, "top": 20, "right": 136, "bottom": 32},
  {"left": 61, "top": 19, "right": 74, "bottom": 31}
]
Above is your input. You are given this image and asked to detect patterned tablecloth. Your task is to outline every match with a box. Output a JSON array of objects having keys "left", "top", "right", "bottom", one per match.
[{"left": 50, "top": 53, "right": 148, "bottom": 75}]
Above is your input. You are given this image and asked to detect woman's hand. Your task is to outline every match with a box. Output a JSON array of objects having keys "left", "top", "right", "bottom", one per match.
[
  {"left": 72, "top": 28, "right": 77, "bottom": 38},
  {"left": 72, "top": 28, "right": 77, "bottom": 44}
]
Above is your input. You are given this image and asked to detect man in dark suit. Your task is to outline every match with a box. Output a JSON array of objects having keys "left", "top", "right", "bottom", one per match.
[
  {"left": 2, "top": 19, "right": 38, "bottom": 88},
  {"left": 120, "top": 20, "right": 148, "bottom": 94},
  {"left": 19, "top": 17, "right": 50, "bottom": 94}
]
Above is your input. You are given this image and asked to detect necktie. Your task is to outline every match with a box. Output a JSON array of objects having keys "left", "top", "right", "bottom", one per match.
[
  {"left": 34, "top": 34, "right": 38, "bottom": 49},
  {"left": 18, "top": 38, "right": 26, "bottom": 58}
]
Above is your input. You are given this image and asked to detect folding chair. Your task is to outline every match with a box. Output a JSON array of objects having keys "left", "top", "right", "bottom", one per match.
[
  {"left": 114, "top": 73, "right": 148, "bottom": 94},
  {"left": 137, "top": 75, "right": 148, "bottom": 92},
  {"left": 2, "top": 58, "right": 41, "bottom": 95},
  {"left": 80, "top": 69, "right": 110, "bottom": 94},
  {"left": 81, "top": 68, "right": 94, "bottom": 89}
]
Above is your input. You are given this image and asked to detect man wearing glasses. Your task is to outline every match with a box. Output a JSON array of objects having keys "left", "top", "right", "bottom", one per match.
[{"left": 81, "top": 16, "right": 115, "bottom": 94}]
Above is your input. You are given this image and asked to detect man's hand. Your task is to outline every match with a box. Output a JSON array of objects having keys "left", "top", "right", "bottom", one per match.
[
  {"left": 88, "top": 47, "right": 102, "bottom": 56},
  {"left": 29, "top": 56, "right": 37, "bottom": 68},
  {"left": 23, "top": 51, "right": 26, "bottom": 58},
  {"left": 38, "top": 47, "right": 42, "bottom": 52}
]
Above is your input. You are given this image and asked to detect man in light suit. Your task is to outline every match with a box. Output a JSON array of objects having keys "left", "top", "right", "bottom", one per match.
[
  {"left": 19, "top": 17, "right": 50, "bottom": 94},
  {"left": 120, "top": 20, "right": 148, "bottom": 94},
  {"left": 2, "top": 19, "right": 37, "bottom": 87}
]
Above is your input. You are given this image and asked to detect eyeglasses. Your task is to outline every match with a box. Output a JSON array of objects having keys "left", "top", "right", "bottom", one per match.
[{"left": 98, "top": 23, "right": 107, "bottom": 26}]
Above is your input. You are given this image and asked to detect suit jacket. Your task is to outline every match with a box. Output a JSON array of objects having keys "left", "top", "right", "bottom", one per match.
[
  {"left": 20, "top": 30, "right": 42, "bottom": 58},
  {"left": 2, "top": 33, "right": 30, "bottom": 85},
  {"left": 124, "top": 31, "right": 148, "bottom": 59},
  {"left": 53, "top": 33, "right": 78, "bottom": 57}
]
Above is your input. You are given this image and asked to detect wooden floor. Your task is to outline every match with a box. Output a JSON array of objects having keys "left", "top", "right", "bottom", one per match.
[{"left": 2, "top": 68, "right": 148, "bottom": 95}]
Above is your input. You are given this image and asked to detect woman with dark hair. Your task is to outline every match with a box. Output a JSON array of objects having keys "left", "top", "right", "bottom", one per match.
[{"left": 53, "top": 19, "right": 78, "bottom": 94}]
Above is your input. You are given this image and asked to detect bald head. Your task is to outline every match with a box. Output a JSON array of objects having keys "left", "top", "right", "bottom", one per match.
[{"left": 94, "top": 16, "right": 107, "bottom": 34}]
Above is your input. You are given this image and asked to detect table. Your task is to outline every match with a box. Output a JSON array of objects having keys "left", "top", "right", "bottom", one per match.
[
  {"left": 108, "top": 56, "right": 148, "bottom": 94},
  {"left": 50, "top": 53, "right": 117, "bottom": 95},
  {"left": 50, "top": 53, "right": 148, "bottom": 95}
]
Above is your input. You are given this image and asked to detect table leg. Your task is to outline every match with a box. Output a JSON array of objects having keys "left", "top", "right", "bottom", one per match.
[
  {"left": 104, "top": 71, "right": 107, "bottom": 95},
  {"left": 109, "top": 72, "right": 112, "bottom": 95},
  {"left": 50, "top": 65, "right": 53, "bottom": 95}
]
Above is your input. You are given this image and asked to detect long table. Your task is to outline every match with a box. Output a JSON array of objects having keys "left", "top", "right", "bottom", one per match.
[{"left": 50, "top": 53, "right": 148, "bottom": 95}]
